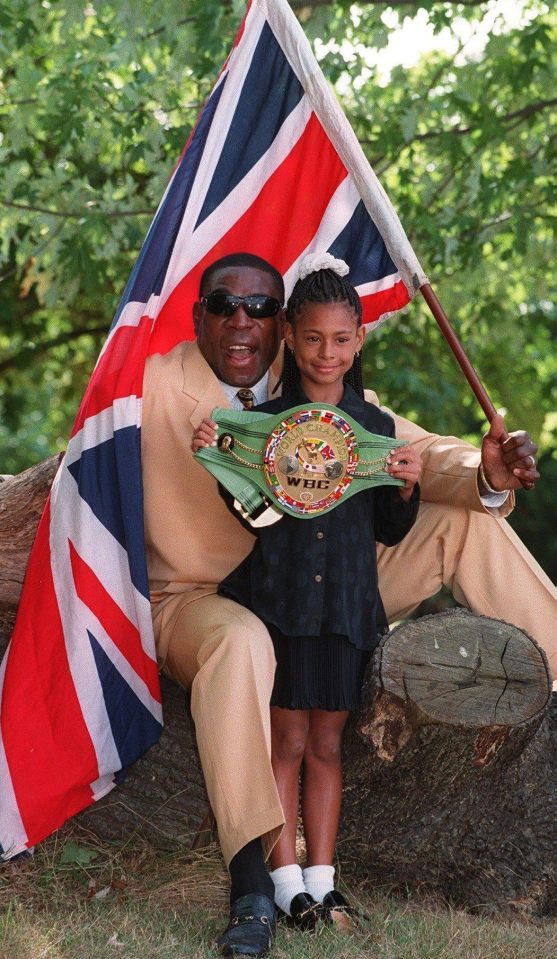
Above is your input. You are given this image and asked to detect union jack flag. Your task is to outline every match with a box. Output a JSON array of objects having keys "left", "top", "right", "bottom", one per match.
[{"left": 0, "top": 0, "right": 426, "bottom": 859}]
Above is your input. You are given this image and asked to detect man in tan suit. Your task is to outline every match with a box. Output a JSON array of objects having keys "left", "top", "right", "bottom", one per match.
[{"left": 141, "top": 253, "right": 554, "bottom": 957}]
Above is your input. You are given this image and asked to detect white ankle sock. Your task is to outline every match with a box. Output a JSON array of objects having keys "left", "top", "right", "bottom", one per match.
[
  {"left": 269, "top": 864, "right": 306, "bottom": 916},
  {"left": 302, "top": 865, "right": 335, "bottom": 902}
]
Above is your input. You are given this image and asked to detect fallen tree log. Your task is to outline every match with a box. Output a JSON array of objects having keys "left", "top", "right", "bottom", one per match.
[
  {"left": 0, "top": 460, "right": 555, "bottom": 915},
  {"left": 0, "top": 454, "right": 62, "bottom": 633}
]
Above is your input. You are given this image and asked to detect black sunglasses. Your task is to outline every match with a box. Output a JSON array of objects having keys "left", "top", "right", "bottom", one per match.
[{"left": 200, "top": 292, "right": 282, "bottom": 319}]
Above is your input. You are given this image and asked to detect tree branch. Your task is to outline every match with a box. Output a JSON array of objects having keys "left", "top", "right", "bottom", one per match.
[
  {"left": 504, "top": 97, "right": 557, "bottom": 130},
  {"left": 362, "top": 96, "right": 557, "bottom": 174},
  {"left": 291, "top": 0, "right": 487, "bottom": 8},
  {"left": 94, "top": 86, "right": 203, "bottom": 117},
  {"left": 0, "top": 98, "right": 39, "bottom": 109},
  {"left": 458, "top": 200, "right": 549, "bottom": 241},
  {"left": 0, "top": 200, "right": 155, "bottom": 219},
  {"left": 361, "top": 97, "right": 557, "bottom": 155},
  {"left": 417, "top": 96, "right": 557, "bottom": 142},
  {"left": 141, "top": 16, "right": 196, "bottom": 40},
  {"left": 0, "top": 325, "right": 109, "bottom": 376},
  {"left": 0, "top": 222, "right": 65, "bottom": 285}
]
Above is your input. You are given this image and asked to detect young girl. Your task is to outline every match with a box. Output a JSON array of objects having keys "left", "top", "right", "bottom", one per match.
[{"left": 193, "top": 254, "right": 422, "bottom": 929}]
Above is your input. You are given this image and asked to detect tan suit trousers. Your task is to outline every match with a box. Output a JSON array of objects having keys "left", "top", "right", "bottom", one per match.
[
  {"left": 153, "top": 592, "right": 284, "bottom": 867},
  {"left": 153, "top": 499, "right": 555, "bottom": 868},
  {"left": 378, "top": 502, "right": 556, "bottom": 665}
]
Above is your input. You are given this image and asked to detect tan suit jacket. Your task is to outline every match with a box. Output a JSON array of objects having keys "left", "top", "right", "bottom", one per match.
[
  {"left": 364, "top": 390, "right": 514, "bottom": 519},
  {"left": 143, "top": 341, "right": 256, "bottom": 604}
]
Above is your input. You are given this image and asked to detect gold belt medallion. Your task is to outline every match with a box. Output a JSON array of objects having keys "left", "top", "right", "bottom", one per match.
[{"left": 263, "top": 408, "right": 358, "bottom": 515}]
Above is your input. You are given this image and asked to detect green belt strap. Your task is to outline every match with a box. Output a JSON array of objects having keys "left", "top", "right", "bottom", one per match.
[{"left": 195, "top": 402, "right": 407, "bottom": 520}]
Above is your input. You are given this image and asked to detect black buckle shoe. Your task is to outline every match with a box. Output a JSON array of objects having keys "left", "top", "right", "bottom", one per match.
[
  {"left": 288, "top": 892, "right": 320, "bottom": 931},
  {"left": 216, "top": 893, "right": 277, "bottom": 957},
  {"left": 319, "top": 890, "right": 368, "bottom": 930}
]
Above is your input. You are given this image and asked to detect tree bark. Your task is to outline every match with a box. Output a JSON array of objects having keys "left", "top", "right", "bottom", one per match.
[
  {"left": 0, "top": 461, "right": 554, "bottom": 914},
  {"left": 0, "top": 454, "right": 62, "bottom": 633},
  {"left": 340, "top": 610, "right": 555, "bottom": 917},
  {"left": 75, "top": 677, "right": 212, "bottom": 851}
]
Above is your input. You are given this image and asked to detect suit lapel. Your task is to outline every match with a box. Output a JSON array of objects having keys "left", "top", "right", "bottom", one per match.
[
  {"left": 180, "top": 338, "right": 284, "bottom": 420},
  {"left": 180, "top": 341, "right": 228, "bottom": 428}
]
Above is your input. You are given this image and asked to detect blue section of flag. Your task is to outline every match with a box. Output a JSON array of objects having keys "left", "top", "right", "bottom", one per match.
[
  {"left": 329, "top": 201, "right": 398, "bottom": 287},
  {"left": 110, "top": 78, "right": 227, "bottom": 328},
  {"left": 88, "top": 631, "right": 162, "bottom": 769},
  {"left": 67, "top": 427, "right": 149, "bottom": 599},
  {"left": 195, "top": 23, "right": 304, "bottom": 228}
]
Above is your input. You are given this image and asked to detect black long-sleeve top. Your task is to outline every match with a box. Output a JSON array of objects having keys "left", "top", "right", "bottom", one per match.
[{"left": 219, "top": 385, "right": 419, "bottom": 651}]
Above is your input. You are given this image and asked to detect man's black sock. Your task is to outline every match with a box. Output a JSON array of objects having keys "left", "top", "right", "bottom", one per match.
[{"left": 229, "top": 837, "right": 274, "bottom": 905}]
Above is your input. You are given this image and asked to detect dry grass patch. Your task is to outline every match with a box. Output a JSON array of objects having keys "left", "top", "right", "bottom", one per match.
[{"left": 1, "top": 826, "right": 556, "bottom": 959}]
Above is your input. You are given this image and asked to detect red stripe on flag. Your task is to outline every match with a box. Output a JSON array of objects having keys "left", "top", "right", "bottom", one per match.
[
  {"left": 1, "top": 501, "right": 97, "bottom": 846},
  {"left": 69, "top": 542, "right": 161, "bottom": 703},
  {"left": 148, "top": 113, "right": 348, "bottom": 356},
  {"left": 71, "top": 316, "right": 153, "bottom": 433},
  {"left": 361, "top": 278, "right": 411, "bottom": 325}
]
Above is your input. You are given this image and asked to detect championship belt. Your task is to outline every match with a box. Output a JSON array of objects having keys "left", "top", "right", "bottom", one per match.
[{"left": 195, "top": 403, "right": 407, "bottom": 521}]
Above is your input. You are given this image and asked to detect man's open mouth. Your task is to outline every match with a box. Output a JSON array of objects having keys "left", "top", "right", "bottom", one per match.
[{"left": 225, "top": 344, "right": 256, "bottom": 356}]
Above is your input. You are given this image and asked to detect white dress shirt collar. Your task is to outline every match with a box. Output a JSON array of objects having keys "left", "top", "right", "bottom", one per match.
[{"left": 219, "top": 373, "right": 269, "bottom": 410}]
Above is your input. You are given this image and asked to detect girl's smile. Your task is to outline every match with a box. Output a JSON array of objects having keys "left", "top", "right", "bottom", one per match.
[{"left": 284, "top": 301, "right": 365, "bottom": 405}]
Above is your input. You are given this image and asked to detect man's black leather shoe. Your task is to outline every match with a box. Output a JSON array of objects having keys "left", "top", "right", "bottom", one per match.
[{"left": 216, "top": 893, "right": 277, "bottom": 957}]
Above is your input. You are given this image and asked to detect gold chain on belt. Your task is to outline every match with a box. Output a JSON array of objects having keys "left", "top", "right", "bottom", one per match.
[{"left": 218, "top": 434, "right": 388, "bottom": 476}]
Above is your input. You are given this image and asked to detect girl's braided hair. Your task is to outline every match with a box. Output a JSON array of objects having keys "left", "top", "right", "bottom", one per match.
[{"left": 281, "top": 266, "right": 364, "bottom": 400}]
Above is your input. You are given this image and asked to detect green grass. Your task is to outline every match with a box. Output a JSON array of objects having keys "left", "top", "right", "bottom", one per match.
[{"left": 1, "top": 829, "right": 556, "bottom": 959}]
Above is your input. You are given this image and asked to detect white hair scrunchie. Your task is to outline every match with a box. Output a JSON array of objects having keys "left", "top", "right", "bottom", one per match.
[{"left": 298, "top": 252, "right": 349, "bottom": 281}]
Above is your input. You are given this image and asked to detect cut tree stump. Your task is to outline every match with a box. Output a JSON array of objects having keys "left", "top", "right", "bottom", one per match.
[
  {"left": 0, "top": 459, "right": 555, "bottom": 914},
  {"left": 340, "top": 610, "right": 555, "bottom": 917}
]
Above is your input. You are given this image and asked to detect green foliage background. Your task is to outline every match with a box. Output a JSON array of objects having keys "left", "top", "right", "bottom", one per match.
[{"left": 0, "top": 0, "right": 555, "bottom": 576}]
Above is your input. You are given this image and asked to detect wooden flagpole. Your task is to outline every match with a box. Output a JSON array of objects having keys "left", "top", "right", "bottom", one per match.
[
  {"left": 419, "top": 283, "right": 539, "bottom": 492},
  {"left": 419, "top": 283, "right": 499, "bottom": 425}
]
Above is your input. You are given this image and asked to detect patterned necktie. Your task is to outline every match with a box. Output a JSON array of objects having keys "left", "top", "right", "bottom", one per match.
[{"left": 236, "top": 388, "right": 255, "bottom": 410}]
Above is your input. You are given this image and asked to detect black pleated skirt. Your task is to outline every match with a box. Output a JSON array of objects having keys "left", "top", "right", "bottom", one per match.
[{"left": 267, "top": 624, "right": 371, "bottom": 712}]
